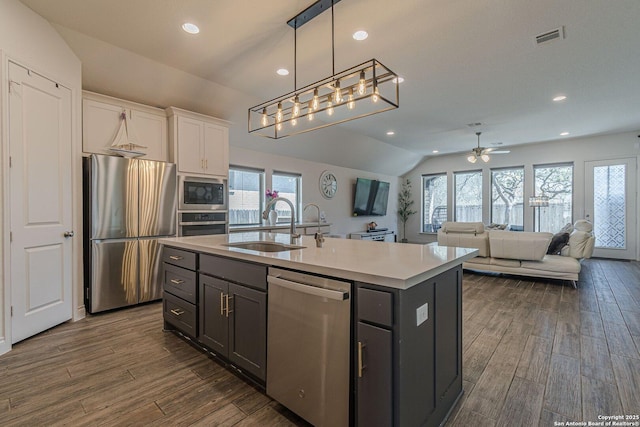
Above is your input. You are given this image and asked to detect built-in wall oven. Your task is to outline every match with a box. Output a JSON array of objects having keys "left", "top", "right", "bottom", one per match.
[
  {"left": 179, "top": 175, "right": 226, "bottom": 211},
  {"left": 178, "top": 211, "right": 227, "bottom": 236},
  {"left": 178, "top": 175, "right": 228, "bottom": 236}
]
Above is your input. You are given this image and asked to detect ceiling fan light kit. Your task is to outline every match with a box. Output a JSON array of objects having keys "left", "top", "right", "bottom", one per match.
[
  {"left": 467, "top": 131, "right": 491, "bottom": 163},
  {"left": 248, "top": 0, "right": 399, "bottom": 139}
]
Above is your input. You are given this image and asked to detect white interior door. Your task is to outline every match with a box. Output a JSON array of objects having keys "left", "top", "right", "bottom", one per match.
[
  {"left": 585, "top": 158, "right": 637, "bottom": 260},
  {"left": 9, "top": 62, "right": 73, "bottom": 343}
]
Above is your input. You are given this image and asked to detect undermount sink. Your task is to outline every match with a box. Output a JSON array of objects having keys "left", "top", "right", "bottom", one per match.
[{"left": 223, "top": 241, "right": 306, "bottom": 252}]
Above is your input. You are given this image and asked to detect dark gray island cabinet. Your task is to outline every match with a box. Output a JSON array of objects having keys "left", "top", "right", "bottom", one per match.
[
  {"left": 355, "top": 266, "right": 463, "bottom": 427},
  {"left": 161, "top": 244, "right": 464, "bottom": 427},
  {"left": 198, "top": 254, "right": 267, "bottom": 381},
  {"left": 162, "top": 247, "right": 268, "bottom": 383}
]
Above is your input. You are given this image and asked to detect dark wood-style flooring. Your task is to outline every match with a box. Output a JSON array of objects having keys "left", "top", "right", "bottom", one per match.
[{"left": 1, "top": 259, "right": 639, "bottom": 426}]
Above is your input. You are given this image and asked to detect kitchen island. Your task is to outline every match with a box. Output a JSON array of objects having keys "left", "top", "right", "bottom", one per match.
[{"left": 159, "top": 233, "right": 477, "bottom": 427}]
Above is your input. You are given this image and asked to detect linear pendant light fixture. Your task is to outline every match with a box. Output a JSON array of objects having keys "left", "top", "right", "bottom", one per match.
[{"left": 248, "top": 0, "right": 399, "bottom": 139}]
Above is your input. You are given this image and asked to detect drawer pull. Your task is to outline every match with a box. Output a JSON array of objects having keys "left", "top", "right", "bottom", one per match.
[
  {"left": 357, "top": 341, "right": 366, "bottom": 378},
  {"left": 170, "top": 279, "right": 185, "bottom": 285},
  {"left": 220, "top": 293, "right": 225, "bottom": 316},
  {"left": 170, "top": 308, "right": 185, "bottom": 316},
  {"left": 169, "top": 255, "right": 183, "bottom": 261}
]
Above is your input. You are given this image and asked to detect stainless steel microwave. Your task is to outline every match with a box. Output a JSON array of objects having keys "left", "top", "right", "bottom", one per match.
[{"left": 178, "top": 175, "right": 227, "bottom": 211}]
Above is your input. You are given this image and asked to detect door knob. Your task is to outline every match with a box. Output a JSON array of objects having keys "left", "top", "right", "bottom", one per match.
[{"left": 63, "top": 231, "right": 74, "bottom": 238}]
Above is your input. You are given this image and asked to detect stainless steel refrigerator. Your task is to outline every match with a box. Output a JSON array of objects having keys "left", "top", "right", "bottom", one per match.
[{"left": 83, "top": 154, "right": 176, "bottom": 313}]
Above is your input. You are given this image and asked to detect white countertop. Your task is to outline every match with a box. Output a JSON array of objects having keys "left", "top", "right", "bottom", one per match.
[{"left": 159, "top": 233, "right": 478, "bottom": 290}]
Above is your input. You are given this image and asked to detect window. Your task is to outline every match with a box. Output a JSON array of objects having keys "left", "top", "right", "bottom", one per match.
[
  {"left": 491, "top": 167, "right": 524, "bottom": 229},
  {"left": 228, "top": 167, "right": 264, "bottom": 225},
  {"left": 422, "top": 174, "right": 447, "bottom": 232},
  {"left": 272, "top": 171, "right": 301, "bottom": 223},
  {"left": 454, "top": 171, "right": 482, "bottom": 222},
  {"left": 534, "top": 163, "right": 573, "bottom": 233}
]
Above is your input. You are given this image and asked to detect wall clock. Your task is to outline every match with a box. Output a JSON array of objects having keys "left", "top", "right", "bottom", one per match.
[{"left": 319, "top": 170, "right": 337, "bottom": 199}]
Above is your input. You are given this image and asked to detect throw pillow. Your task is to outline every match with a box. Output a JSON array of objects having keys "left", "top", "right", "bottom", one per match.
[{"left": 547, "top": 231, "right": 570, "bottom": 255}]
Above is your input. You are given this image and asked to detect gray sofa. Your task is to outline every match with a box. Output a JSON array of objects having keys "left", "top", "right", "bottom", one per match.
[{"left": 437, "top": 220, "right": 595, "bottom": 287}]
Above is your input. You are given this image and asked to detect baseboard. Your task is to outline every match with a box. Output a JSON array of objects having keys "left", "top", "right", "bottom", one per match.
[
  {"left": 73, "top": 305, "right": 86, "bottom": 321},
  {"left": 0, "top": 336, "right": 10, "bottom": 356}
]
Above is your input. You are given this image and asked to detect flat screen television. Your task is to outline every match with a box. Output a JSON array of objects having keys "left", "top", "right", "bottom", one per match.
[{"left": 353, "top": 178, "right": 390, "bottom": 216}]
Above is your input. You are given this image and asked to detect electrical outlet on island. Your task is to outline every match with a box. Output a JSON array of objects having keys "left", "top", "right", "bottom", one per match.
[{"left": 416, "top": 302, "right": 429, "bottom": 326}]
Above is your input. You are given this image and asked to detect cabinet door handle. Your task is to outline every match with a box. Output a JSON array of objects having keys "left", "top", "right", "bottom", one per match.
[
  {"left": 170, "top": 308, "right": 185, "bottom": 316},
  {"left": 169, "top": 255, "right": 183, "bottom": 261},
  {"left": 205, "top": 159, "right": 208, "bottom": 169},
  {"left": 170, "top": 279, "right": 184, "bottom": 285},
  {"left": 225, "top": 295, "right": 233, "bottom": 318},
  {"left": 357, "top": 341, "right": 366, "bottom": 378},
  {"left": 220, "top": 293, "right": 225, "bottom": 316}
]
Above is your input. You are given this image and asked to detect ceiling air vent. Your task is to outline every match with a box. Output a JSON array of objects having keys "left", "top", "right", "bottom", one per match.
[{"left": 535, "top": 27, "right": 564, "bottom": 45}]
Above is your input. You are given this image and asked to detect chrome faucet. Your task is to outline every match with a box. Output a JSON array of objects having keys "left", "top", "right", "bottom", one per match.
[
  {"left": 264, "top": 197, "right": 300, "bottom": 238},
  {"left": 304, "top": 203, "right": 324, "bottom": 247}
]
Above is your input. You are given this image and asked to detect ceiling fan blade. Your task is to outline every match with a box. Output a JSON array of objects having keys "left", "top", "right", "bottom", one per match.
[{"left": 491, "top": 150, "right": 510, "bottom": 154}]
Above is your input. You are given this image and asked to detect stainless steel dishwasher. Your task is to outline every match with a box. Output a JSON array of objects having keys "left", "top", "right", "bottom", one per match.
[{"left": 267, "top": 267, "right": 351, "bottom": 427}]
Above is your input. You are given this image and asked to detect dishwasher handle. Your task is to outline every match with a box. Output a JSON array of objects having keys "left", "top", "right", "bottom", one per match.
[{"left": 267, "top": 276, "right": 349, "bottom": 301}]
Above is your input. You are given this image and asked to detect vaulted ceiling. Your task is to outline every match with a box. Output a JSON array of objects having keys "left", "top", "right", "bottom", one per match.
[{"left": 20, "top": 0, "right": 640, "bottom": 175}]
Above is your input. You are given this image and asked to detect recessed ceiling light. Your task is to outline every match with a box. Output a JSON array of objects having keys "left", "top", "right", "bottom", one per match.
[
  {"left": 352, "top": 30, "right": 368, "bottom": 41},
  {"left": 560, "top": 131, "right": 570, "bottom": 136},
  {"left": 276, "top": 68, "right": 289, "bottom": 76},
  {"left": 392, "top": 77, "right": 405, "bottom": 84},
  {"left": 432, "top": 150, "right": 439, "bottom": 154},
  {"left": 181, "top": 23, "right": 200, "bottom": 34},
  {"left": 553, "top": 95, "right": 567, "bottom": 102},
  {"left": 386, "top": 131, "right": 395, "bottom": 136}
]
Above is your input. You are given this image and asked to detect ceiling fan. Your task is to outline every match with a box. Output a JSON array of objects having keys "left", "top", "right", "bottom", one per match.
[{"left": 467, "top": 132, "right": 510, "bottom": 163}]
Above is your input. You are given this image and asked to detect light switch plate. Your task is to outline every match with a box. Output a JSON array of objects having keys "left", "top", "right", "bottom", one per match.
[{"left": 416, "top": 302, "right": 428, "bottom": 326}]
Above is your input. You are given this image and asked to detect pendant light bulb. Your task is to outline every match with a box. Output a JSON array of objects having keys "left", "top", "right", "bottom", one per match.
[
  {"left": 358, "top": 70, "right": 366, "bottom": 95},
  {"left": 276, "top": 102, "right": 283, "bottom": 123},
  {"left": 481, "top": 154, "right": 490, "bottom": 163},
  {"left": 308, "top": 101, "right": 314, "bottom": 121},
  {"left": 372, "top": 81, "right": 379, "bottom": 103},
  {"left": 347, "top": 88, "right": 355, "bottom": 110},
  {"left": 334, "top": 80, "right": 342, "bottom": 103},
  {"left": 327, "top": 95, "right": 334, "bottom": 116},
  {"left": 291, "top": 118, "right": 297, "bottom": 127},
  {"left": 260, "top": 107, "right": 268, "bottom": 127},
  {"left": 276, "top": 123, "right": 282, "bottom": 131},
  {"left": 312, "top": 88, "right": 320, "bottom": 110},
  {"left": 467, "top": 155, "right": 477, "bottom": 163},
  {"left": 292, "top": 96, "right": 300, "bottom": 118}
]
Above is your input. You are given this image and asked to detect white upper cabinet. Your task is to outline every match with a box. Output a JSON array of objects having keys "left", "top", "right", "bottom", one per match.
[
  {"left": 82, "top": 91, "right": 168, "bottom": 161},
  {"left": 166, "top": 107, "right": 230, "bottom": 177}
]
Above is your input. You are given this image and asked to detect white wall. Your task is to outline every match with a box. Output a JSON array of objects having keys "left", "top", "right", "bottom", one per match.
[
  {"left": 231, "top": 146, "right": 401, "bottom": 237},
  {"left": 0, "top": 0, "right": 82, "bottom": 354},
  {"left": 403, "top": 131, "right": 640, "bottom": 260}
]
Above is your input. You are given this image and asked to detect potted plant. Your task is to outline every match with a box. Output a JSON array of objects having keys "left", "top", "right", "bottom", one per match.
[{"left": 398, "top": 179, "right": 416, "bottom": 243}]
